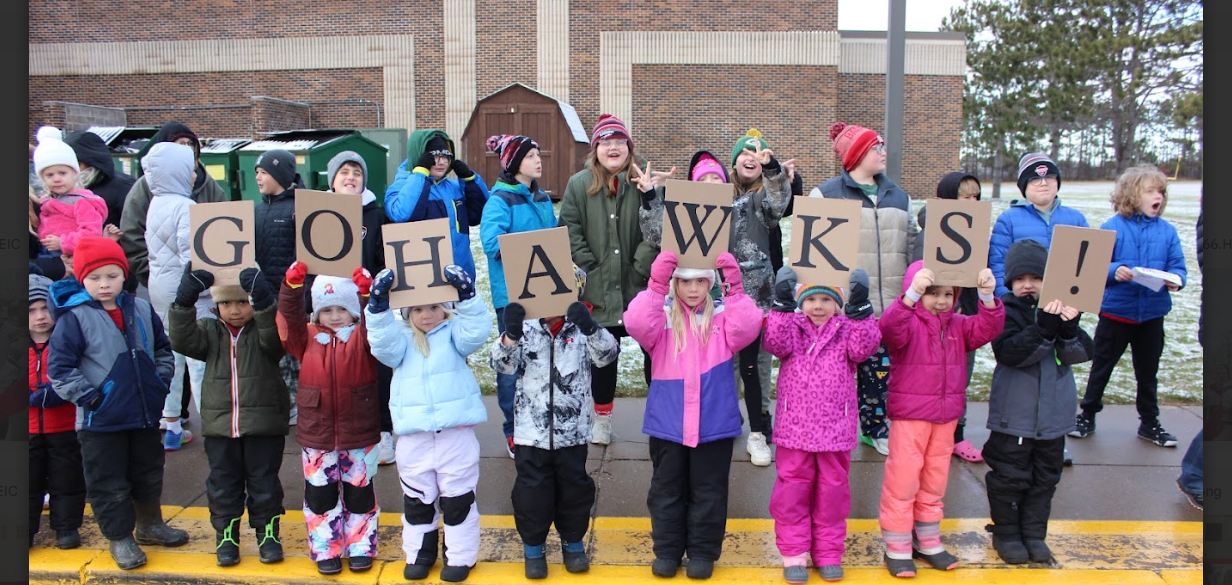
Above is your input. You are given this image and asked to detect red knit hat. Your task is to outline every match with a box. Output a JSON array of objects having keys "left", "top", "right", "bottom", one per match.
[
  {"left": 73, "top": 236, "right": 129, "bottom": 282},
  {"left": 486, "top": 134, "right": 539, "bottom": 175},
  {"left": 590, "top": 114, "right": 633, "bottom": 152},
  {"left": 830, "top": 122, "right": 884, "bottom": 172}
]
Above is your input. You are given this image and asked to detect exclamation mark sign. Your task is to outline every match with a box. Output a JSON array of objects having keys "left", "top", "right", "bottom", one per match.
[{"left": 1070, "top": 240, "right": 1089, "bottom": 294}]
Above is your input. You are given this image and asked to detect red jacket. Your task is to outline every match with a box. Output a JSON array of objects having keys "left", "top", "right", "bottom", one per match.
[
  {"left": 30, "top": 339, "right": 76, "bottom": 434},
  {"left": 278, "top": 282, "right": 380, "bottom": 451}
]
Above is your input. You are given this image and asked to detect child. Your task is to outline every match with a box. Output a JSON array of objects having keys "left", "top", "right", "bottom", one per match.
[
  {"left": 985, "top": 239, "right": 1093, "bottom": 564},
  {"left": 988, "top": 153, "right": 1089, "bottom": 298},
  {"left": 33, "top": 126, "right": 108, "bottom": 260},
  {"left": 1071, "top": 164, "right": 1187, "bottom": 446},
  {"left": 278, "top": 261, "right": 381, "bottom": 575},
  {"left": 365, "top": 264, "right": 490, "bottom": 583},
  {"left": 490, "top": 268, "right": 619, "bottom": 579},
  {"left": 913, "top": 172, "right": 986, "bottom": 462},
  {"left": 46, "top": 237, "right": 188, "bottom": 570},
  {"left": 480, "top": 134, "right": 557, "bottom": 458},
  {"left": 763, "top": 267, "right": 881, "bottom": 583},
  {"left": 143, "top": 141, "right": 208, "bottom": 451},
  {"left": 168, "top": 265, "right": 291, "bottom": 566},
  {"left": 29, "top": 273, "right": 86, "bottom": 550},
  {"left": 877, "top": 260, "right": 1003, "bottom": 577},
  {"left": 625, "top": 249, "right": 763, "bottom": 579}
]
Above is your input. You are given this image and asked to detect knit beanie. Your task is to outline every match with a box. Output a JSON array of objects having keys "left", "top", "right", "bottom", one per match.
[
  {"left": 33, "top": 126, "right": 79, "bottom": 176},
  {"left": 1004, "top": 239, "right": 1048, "bottom": 284},
  {"left": 311, "top": 275, "right": 362, "bottom": 322},
  {"left": 830, "top": 122, "right": 883, "bottom": 172},
  {"left": 326, "top": 151, "right": 368, "bottom": 191},
  {"left": 210, "top": 284, "right": 248, "bottom": 304},
  {"left": 425, "top": 135, "right": 454, "bottom": 161},
  {"left": 1016, "top": 152, "right": 1061, "bottom": 196},
  {"left": 671, "top": 266, "right": 717, "bottom": 289},
  {"left": 590, "top": 114, "right": 633, "bottom": 152},
  {"left": 487, "top": 134, "right": 539, "bottom": 176},
  {"left": 796, "top": 283, "right": 844, "bottom": 308},
  {"left": 73, "top": 236, "right": 129, "bottom": 282},
  {"left": 254, "top": 149, "right": 297, "bottom": 191},
  {"left": 30, "top": 274, "right": 53, "bottom": 305},
  {"left": 730, "top": 128, "right": 770, "bottom": 167},
  {"left": 153, "top": 121, "right": 201, "bottom": 151},
  {"left": 690, "top": 152, "right": 728, "bottom": 183}
]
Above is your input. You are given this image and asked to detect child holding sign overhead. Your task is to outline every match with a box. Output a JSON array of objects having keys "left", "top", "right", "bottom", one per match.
[
  {"left": 762, "top": 267, "right": 881, "bottom": 583},
  {"left": 625, "top": 249, "right": 763, "bottom": 579},
  {"left": 365, "top": 264, "right": 490, "bottom": 583},
  {"left": 1072, "top": 164, "right": 1187, "bottom": 447},
  {"left": 277, "top": 261, "right": 381, "bottom": 575},
  {"left": 877, "top": 260, "right": 1003, "bottom": 577}
]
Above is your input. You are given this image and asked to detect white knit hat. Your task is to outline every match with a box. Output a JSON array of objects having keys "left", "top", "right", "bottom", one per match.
[
  {"left": 311, "top": 275, "right": 362, "bottom": 322},
  {"left": 33, "top": 126, "right": 80, "bottom": 176},
  {"left": 672, "top": 266, "right": 717, "bottom": 288}
]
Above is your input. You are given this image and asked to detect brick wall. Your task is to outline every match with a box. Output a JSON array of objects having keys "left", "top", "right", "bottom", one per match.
[
  {"left": 475, "top": 0, "right": 537, "bottom": 99},
  {"left": 251, "top": 97, "right": 310, "bottom": 135},
  {"left": 44, "top": 102, "right": 127, "bottom": 131}
]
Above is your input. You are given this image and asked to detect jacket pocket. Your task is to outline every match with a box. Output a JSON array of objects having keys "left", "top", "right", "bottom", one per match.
[
  {"left": 342, "top": 384, "right": 380, "bottom": 438},
  {"left": 296, "top": 386, "right": 324, "bottom": 440}
]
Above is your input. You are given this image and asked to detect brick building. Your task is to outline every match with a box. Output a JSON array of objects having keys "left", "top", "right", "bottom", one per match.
[{"left": 28, "top": 1, "right": 965, "bottom": 198}]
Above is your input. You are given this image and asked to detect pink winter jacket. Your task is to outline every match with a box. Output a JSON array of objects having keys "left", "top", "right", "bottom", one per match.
[
  {"left": 625, "top": 288, "right": 763, "bottom": 448},
  {"left": 878, "top": 294, "right": 1004, "bottom": 424},
  {"left": 762, "top": 311, "right": 882, "bottom": 452},
  {"left": 37, "top": 189, "right": 107, "bottom": 256}
]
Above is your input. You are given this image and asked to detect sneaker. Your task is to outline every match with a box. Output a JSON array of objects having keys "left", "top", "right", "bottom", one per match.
[
  {"left": 783, "top": 565, "right": 809, "bottom": 583},
  {"left": 378, "top": 432, "right": 396, "bottom": 465},
  {"left": 819, "top": 564, "right": 844, "bottom": 581},
  {"left": 872, "top": 437, "right": 890, "bottom": 456},
  {"left": 952, "top": 439, "right": 983, "bottom": 462},
  {"left": 746, "top": 432, "right": 772, "bottom": 467},
  {"left": 506, "top": 436, "right": 516, "bottom": 459},
  {"left": 1068, "top": 414, "right": 1094, "bottom": 438},
  {"left": 591, "top": 414, "right": 612, "bottom": 445},
  {"left": 163, "top": 429, "right": 192, "bottom": 451},
  {"left": 1177, "top": 479, "right": 1204, "bottom": 510},
  {"left": 1138, "top": 422, "right": 1178, "bottom": 447}
]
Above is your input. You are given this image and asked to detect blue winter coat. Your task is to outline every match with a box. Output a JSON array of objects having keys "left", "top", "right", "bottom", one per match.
[
  {"left": 384, "top": 161, "right": 490, "bottom": 280},
  {"left": 989, "top": 199, "right": 1090, "bottom": 297},
  {"left": 1099, "top": 213, "right": 1187, "bottom": 323},
  {"left": 365, "top": 296, "right": 492, "bottom": 435},
  {"left": 46, "top": 280, "right": 174, "bottom": 432},
  {"left": 479, "top": 179, "right": 557, "bottom": 308}
]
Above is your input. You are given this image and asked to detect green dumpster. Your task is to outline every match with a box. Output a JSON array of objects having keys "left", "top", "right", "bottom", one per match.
[
  {"left": 86, "top": 126, "right": 160, "bottom": 179},
  {"left": 235, "top": 130, "right": 389, "bottom": 203},
  {"left": 355, "top": 127, "right": 407, "bottom": 191},
  {"left": 199, "top": 138, "right": 251, "bottom": 201}
]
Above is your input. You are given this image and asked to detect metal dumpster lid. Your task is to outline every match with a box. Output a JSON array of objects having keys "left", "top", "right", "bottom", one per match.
[
  {"left": 87, "top": 126, "right": 125, "bottom": 144},
  {"left": 242, "top": 130, "right": 355, "bottom": 151},
  {"left": 200, "top": 139, "right": 252, "bottom": 153}
]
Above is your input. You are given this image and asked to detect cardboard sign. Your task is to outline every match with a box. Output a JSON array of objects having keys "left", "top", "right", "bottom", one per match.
[
  {"left": 295, "top": 189, "right": 362, "bottom": 277},
  {"left": 787, "top": 197, "right": 863, "bottom": 287},
  {"left": 923, "top": 199, "right": 993, "bottom": 287},
  {"left": 190, "top": 200, "right": 256, "bottom": 286},
  {"left": 381, "top": 219, "right": 457, "bottom": 308},
  {"left": 1037, "top": 225, "right": 1117, "bottom": 314},
  {"left": 660, "top": 179, "right": 733, "bottom": 269},
  {"left": 497, "top": 227, "right": 576, "bottom": 320}
]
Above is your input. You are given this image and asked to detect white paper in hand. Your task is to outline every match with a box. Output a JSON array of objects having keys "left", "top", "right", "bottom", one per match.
[{"left": 1130, "top": 267, "right": 1181, "bottom": 292}]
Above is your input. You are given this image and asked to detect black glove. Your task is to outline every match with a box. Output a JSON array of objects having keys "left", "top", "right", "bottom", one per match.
[
  {"left": 443, "top": 264, "right": 476, "bottom": 301},
  {"left": 504, "top": 302, "right": 526, "bottom": 341},
  {"left": 451, "top": 159, "right": 473, "bottom": 179},
  {"left": 1059, "top": 311, "right": 1082, "bottom": 337},
  {"left": 772, "top": 266, "right": 799, "bottom": 312},
  {"left": 845, "top": 268, "right": 874, "bottom": 320},
  {"left": 762, "top": 155, "right": 781, "bottom": 172},
  {"left": 175, "top": 263, "right": 214, "bottom": 307},
  {"left": 416, "top": 151, "right": 437, "bottom": 171},
  {"left": 790, "top": 171, "right": 804, "bottom": 196},
  {"left": 639, "top": 186, "right": 658, "bottom": 211},
  {"left": 566, "top": 301, "right": 600, "bottom": 336},
  {"left": 238, "top": 267, "right": 274, "bottom": 310},
  {"left": 1036, "top": 308, "right": 1062, "bottom": 339},
  {"left": 368, "top": 269, "right": 394, "bottom": 314},
  {"left": 80, "top": 390, "right": 105, "bottom": 411}
]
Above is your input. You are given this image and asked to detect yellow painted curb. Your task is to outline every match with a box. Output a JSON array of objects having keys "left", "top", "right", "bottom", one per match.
[{"left": 1160, "top": 569, "right": 1204, "bottom": 585}]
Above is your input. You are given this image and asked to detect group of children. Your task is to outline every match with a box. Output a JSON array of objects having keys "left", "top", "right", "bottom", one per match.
[{"left": 29, "top": 115, "right": 1190, "bottom": 583}]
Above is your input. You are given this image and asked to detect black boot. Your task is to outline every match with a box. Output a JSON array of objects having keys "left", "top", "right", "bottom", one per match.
[
  {"left": 133, "top": 501, "right": 189, "bottom": 547},
  {"left": 990, "top": 533, "right": 1029, "bottom": 565},
  {"left": 404, "top": 530, "right": 439, "bottom": 580},
  {"left": 562, "top": 541, "right": 590, "bottom": 573},
  {"left": 1024, "top": 538, "right": 1052, "bottom": 563},
  {"left": 256, "top": 515, "right": 283, "bottom": 563},
  {"left": 55, "top": 529, "right": 81, "bottom": 550},
  {"left": 440, "top": 564, "right": 473, "bottom": 582},
  {"left": 215, "top": 518, "right": 240, "bottom": 567},
  {"left": 109, "top": 536, "right": 148, "bottom": 570}
]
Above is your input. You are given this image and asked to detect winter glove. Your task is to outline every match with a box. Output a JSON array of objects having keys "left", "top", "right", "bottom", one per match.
[
  {"left": 416, "top": 151, "right": 438, "bottom": 171},
  {"left": 175, "top": 262, "right": 214, "bottom": 307},
  {"left": 845, "top": 268, "right": 874, "bottom": 320},
  {"left": 368, "top": 268, "right": 394, "bottom": 314},
  {"left": 30, "top": 383, "right": 68, "bottom": 409},
  {"left": 79, "top": 389, "right": 105, "bottom": 411},
  {"left": 443, "top": 264, "right": 476, "bottom": 301},
  {"left": 239, "top": 267, "right": 275, "bottom": 310},
  {"left": 285, "top": 260, "right": 308, "bottom": 288},
  {"left": 639, "top": 185, "right": 658, "bottom": 211},
  {"left": 1059, "top": 310, "right": 1082, "bottom": 337},
  {"left": 504, "top": 302, "right": 526, "bottom": 341},
  {"left": 790, "top": 171, "right": 804, "bottom": 196},
  {"left": 566, "top": 301, "right": 600, "bottom": 336},
  {"left": 648, "top": 250, "right": 679, "bottom": 296},
  {"left": 762, "top": 155, "right": 781, "bottom": 173},
  {"left": 450, "top": 159, "right": 474, "bottom": 180},
  {"left": 715, "top": 251, "right": 744, "bottom": 296},
  {"left": 772, "top": 266, "right": 798, "bottom": 312},
  {"left": 1036, "top": 308, "right": 1062, "bottom": 339},
  {"left": 352, "top": 267, "right": 373, "bottom": 297}
]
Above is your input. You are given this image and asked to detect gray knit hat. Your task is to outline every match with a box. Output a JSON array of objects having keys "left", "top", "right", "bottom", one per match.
[
  {"left": 30, "top": 274, "right": 53, "bottom": 305},
  {"left": 326, "top": 151, "right": 368, "bottom": 192}
]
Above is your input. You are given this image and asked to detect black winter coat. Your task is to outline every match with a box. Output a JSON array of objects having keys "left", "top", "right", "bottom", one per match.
[{"left": 255, "top": 186, "right": 299, "bottom": 294}]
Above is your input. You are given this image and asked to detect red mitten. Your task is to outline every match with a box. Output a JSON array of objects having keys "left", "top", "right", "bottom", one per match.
[
  {"left": 285, "top": 261, "right": 308, "bottom": 287},
  {"left": 352, "top": 267, "right": 373, "bottom": 296}
]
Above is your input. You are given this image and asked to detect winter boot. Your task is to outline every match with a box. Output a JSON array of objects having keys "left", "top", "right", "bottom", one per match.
[
  {"left": 404, "top": 530, "right": 439, "bottom": 580},
  {"left": 685, "top": 557, "right": 714, "bottom": 579},
  {"left": 109, "top": 536, "right": 148, "bottom": 570},
  {"left": 562, "top": 540, "right": 590, "bottom": 573},
  {"left": 55, "top": 529, "right": 81, "bottom": 550},
  {"left": 652, "top": 557, "right": 681, "bottom": 577},
  {"left": 990, "top": 532, "right": 1029, "bottom": 565},
  {"left": 215, "top": 517, "right": 241, "bottom": 566},
  {"left": 1024, "top": 538, "right": 1053, "bottom": 563},
  {"left": 524, "top": 543, "right": 548, "bottom": 579},
  {"left": 133, "top": 501, "right": 189, "bottom": 547},
  {"left": 256, "top": 515, "right": 283, "bottom": 563},
  {"left": 440, "top": 564, "right": 473, "bottom": 582}
]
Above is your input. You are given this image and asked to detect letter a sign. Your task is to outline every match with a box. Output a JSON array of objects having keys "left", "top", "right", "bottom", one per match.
[
  {"left": 788, "top": 197, "right": 862, "bottom": 287},
  {"left": 498, "top": 226, "right": 576, "bottom": 320},
  {"left": 660, "top": 179, "right": 732, "bottom": 269},
  {"left": 190, "top": 200, "right": 256, "bottom": 285}
]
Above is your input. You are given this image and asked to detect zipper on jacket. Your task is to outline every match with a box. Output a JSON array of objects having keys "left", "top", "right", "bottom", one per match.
[
  {"left": 230, "top": 328, "right": 243, "bottom": 438},
  {"left": 548, "top": 323, "right": 557, "bottom": 451},
  {"left": 35, "top": 346, "right": 45, "bottom": 434},
  {"left": 332, "top": 336, "right": 340, "bottom": 451},
  {"left": 127, "top": 299, "right": 152, "bottom": 428}
]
